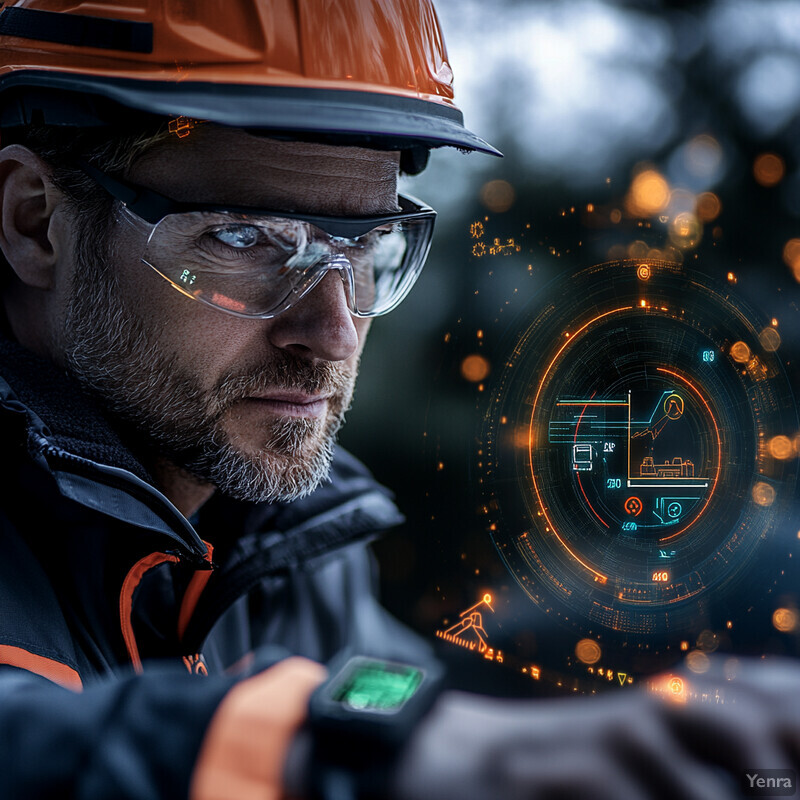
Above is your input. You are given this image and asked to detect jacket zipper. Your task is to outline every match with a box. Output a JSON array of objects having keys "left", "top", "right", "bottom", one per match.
[{"left": 40, "top": 440, "right": 210, "bottom": 565}]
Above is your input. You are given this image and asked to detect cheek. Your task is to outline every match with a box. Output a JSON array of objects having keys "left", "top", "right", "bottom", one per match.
[{"left": 111, "top": 235, "right": 261, "bottom": 384}]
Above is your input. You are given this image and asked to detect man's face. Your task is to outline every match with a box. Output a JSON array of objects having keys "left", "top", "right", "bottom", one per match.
[{"left": 61, "top": 127, "right": 400, "bottom": 503}]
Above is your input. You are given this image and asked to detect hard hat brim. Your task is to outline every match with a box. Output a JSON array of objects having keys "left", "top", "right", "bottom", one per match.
[{"left": 0, "top": 70, "right": 502, "bottom": 157}]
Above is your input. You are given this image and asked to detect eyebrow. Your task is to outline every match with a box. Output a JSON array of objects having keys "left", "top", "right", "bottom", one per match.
[{"left": 78, "top": 159, "right": 431, "bottom": 236}]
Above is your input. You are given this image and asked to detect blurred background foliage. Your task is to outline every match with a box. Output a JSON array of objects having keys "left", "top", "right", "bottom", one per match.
[{"left": 339, "top": 0, "right": 800, "bottom": 692}]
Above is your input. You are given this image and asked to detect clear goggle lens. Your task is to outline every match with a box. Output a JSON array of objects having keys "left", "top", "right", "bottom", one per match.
[{"left": 123, "top": 204, "right": 434, "bottom": 319}]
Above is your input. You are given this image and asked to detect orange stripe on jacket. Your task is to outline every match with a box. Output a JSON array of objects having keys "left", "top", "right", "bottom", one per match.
[
  {"left": 0, "top": 644, "right": 82, "bottom": 691},
  {"left": 119, "top": 551, "right": 180, "bottom": 673}
]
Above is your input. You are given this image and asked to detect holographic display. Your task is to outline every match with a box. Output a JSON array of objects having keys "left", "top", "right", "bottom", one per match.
[{"left": 477, "top": 259, "right": 799, "bottom": 673}]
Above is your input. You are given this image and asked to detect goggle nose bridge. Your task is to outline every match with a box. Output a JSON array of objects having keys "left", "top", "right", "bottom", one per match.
[{"left": 289, "top": 251, "right": 358, "bottom": 312}]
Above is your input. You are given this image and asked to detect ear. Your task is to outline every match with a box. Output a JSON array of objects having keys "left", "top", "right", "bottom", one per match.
[{"left": 0, "top": 144, "right": 62, "bottom": 290}]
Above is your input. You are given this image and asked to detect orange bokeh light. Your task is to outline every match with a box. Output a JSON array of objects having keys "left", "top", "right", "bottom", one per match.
[
  {"left": 730, "top": 341, "right": 751, "bottom": 363},
  {"left": 480, "top": 180, "right": 515, "bottom": 213},
  {"left": 696, "top": 192, "right": 721, "bottom": 222},
  {"left": 783, "top": 239, "right": 800, "bottom": 281},
  {"left": 752, "top": 481, "right": 776, "bottom": 507},
  {"left": 461, "top": 354, "right": 491, "bottom": 382},
  {"left": 773, "top": 607, "right": 798, "bottom": 633},
  {"left": 753, "top": 153, "right": 785, "bottom": 187},
  {"left": 626, "top": 169, "right": 670, "bottom": 217},
  {"left": 575, "top": 639, "right": 602, "bottom": 665},
  {"left": 768, "top": 435, "right": 794, "bottom": 460}
]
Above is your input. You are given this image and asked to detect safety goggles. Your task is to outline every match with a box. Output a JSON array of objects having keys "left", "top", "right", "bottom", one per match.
[{"left": 78, "top": 161, "right": 436, "bottom": 319}]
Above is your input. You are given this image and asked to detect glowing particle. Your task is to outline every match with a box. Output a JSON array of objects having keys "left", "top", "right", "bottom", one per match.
[
  {"left": 758, "top": 326, "right": 781, "bottom": 352},
  {"left": 640, "top": 299, "right": 647, "bottom": 308},
  {"left": 680, "top": 641, "right": 689, "bottom": 651},
  {"left": 730, "top": 341, "right": 751, "bottom": 363},
  {"left": 586, "top": 203, "right": 595, "bottom": 212},
  {"left": 480, "top": 180, "right": 515, "bottom": 213},
  {"left": 753, "top": 153, "right": 785, "bottom": 187},
  {"left": 461, "top": 354, "right": 490, "bottom": 383},
  {"left": 637, "top": 264, "right": 651, "bottom": 281},
  {"left": 686, "top": 650, "right": 710, "bottom": 674},
  {"left": 696, "top": 192, "right": 721, "bottom": 222},
  {"left": 768, "top": 435, "right": 794, "bottom": 460},
  {"left": 772, "top": 607, "right": 798, "bottom": 633},
  {"left": 626, "top": 168, "right": 670, "bottom": 217},
  {"left": 727, "top": 272, "right": 737, "bottom": 283},
  {"left": 575, "top": 639, "right": 602, "bottom": 665},
  {"left": 752, "top": 481, "right": 776, "bottom": 507}
]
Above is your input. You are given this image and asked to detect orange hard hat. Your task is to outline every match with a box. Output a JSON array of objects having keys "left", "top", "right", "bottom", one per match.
[{"left": 0, "top": 0, "right": 499, "bottom": 169}]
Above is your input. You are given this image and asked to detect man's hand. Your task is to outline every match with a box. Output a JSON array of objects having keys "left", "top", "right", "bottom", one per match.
[{"left": 392, "top": 657, "right": 800, "bottom": 800}]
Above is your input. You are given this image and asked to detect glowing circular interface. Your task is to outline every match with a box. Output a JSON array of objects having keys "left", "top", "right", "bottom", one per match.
[{"left": 482, "top": 261, "right": 798, "bottom": 641}]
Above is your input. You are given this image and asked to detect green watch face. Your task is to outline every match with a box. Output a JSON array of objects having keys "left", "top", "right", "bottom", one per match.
[{"left": 332, "top": 660, "right": 423, "bottom": 712}]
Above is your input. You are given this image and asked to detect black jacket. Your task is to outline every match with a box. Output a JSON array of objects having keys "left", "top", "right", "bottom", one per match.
[{"left": 0, "top": 334, "right": 425, "bottom": 798}]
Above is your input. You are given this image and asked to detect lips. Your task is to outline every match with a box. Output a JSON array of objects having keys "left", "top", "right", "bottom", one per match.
[{"left": 243, "top": 391, "right": 331, "bottom": 418}]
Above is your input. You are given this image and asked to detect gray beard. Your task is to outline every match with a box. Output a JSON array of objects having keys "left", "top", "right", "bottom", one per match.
[{"left": 61, "top": 241, "right": 356, "bottom": 504}]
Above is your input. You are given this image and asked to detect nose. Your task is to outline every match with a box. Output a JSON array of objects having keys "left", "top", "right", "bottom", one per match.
[{"left": 267, "top": 269, "right": 359, "bottom": 361}]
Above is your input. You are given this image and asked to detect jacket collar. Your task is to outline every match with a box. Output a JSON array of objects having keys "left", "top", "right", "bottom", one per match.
[{"left": 0, "top": 333, "right": 153, "bottom": 482}]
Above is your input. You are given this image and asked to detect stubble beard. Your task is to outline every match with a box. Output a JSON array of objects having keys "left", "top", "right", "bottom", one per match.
[{"left": 62, "top": 228, "right": 357, "bottom": 504}]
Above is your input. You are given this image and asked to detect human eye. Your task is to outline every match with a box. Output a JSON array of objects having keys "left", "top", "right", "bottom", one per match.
[{"left": 210, "top": 224, "right": 260, "bottom": 249}]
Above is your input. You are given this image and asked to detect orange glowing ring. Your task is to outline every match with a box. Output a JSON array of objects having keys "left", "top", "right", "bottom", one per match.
[{"left": 655, "top": 368, "right": 722, "bottom": 543}]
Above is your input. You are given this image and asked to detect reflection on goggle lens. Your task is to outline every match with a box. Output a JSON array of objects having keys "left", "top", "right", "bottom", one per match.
[{"left": 120, "top": 199, "right": 435, "bottom": 319}]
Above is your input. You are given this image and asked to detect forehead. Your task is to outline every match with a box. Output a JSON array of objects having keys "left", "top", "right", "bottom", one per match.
[{"left": 128, "top": 125, "right": 401, "bottom": 216}]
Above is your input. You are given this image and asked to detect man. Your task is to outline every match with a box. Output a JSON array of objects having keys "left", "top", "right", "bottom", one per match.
[{"left": 0, "top": 2, "right": 799, "bottom": 799}]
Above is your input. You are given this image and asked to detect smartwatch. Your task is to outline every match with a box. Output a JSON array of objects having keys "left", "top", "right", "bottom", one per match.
[{"left": 306, "top": 652, "right": 444, "bottom": 800}]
